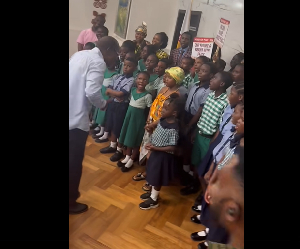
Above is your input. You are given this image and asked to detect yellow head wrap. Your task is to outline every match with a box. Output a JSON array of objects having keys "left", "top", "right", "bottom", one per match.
[{"left": 165, "top": 67, "right": 185, "bottom": 85}]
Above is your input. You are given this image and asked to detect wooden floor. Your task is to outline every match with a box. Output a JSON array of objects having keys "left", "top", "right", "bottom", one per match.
[{"left": 69, "top": 134, "right": 205, "bottom": 249}]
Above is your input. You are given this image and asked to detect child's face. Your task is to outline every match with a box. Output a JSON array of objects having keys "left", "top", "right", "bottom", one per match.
[
  {"left": 163, "top": 73, "right": 177, "bottom": 88},
  {"left": 135, "top": 31, "right": 145, "bottom": 43},
  {"left": 123, "top": 60, "right": 136, "bottom": 75},
  {"left": 96, "top": 27, "right": 107, "bottom": 40},
  {"left": 232, "top": 65, "right": 244, "bottom": 82},
  {"left": 235, "top": 110, "right": 244, "bottom": 134},
  {"left": 120, "top": 47, "right": 129, "bottom": 62},
  {"left": 198, "top": 64, "right": 212, "bottom": 82},
  {"left": 194, "top": 58, "right": 204, "bottom": 73},
  {"left": 209, "top": 72, "right": 224, "bottom": 91},
  {"left": 145, "top": 55, "right": 158, "bottom": 71},
  {"left": 93, "top": 15, "right": 105, "bottom": 28},
  {"left": 136, "top": 73, "right": 149, "bottom": 91},
  {"left": 155, "top": 61, "right": 167, "bottom": 76},
  {"left": 180, "top": 58, "right": 192, "bottom": 72},
  {"left": 125, "top": 52, "right": 135, "bottom": 61},
  {"left": 161, "top": 100, "right": 175, "bottom": 119},
  {"left": 152, "top": 34, "right": 162, "bottom": 47},
  {"left": 231, "top": 104, "right": 243, "bottom": 125},
  {"left": 228, "top": 86, "right": 243, "bottom": 107},
  {"left": 141, "top": 46, "right": 148, "bottom": 60}
]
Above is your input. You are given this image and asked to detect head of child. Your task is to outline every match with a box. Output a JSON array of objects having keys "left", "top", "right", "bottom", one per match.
[
  {"left": 180, "top": 57, "right": 194, "bottom": 74},
  {"left": 209, "top": 70, "right": 233, "bottom": 92},
  {"left": 92, "top": 14, "right": 106, "bottom": 29},
  {"left": 136, "top": 71, "right": 150, "bottom": 91},
  {"left": 180, "top": 32, "right": 192, "bottom": 49},
  {"left": 123, "top": 57, "right": 137, "bottom": 76},
  {"left": 228, "top": 82, "right": 244, "bottom": 108},
  {"left": 235, "top": 108, "right": 244, "bottom": 135},
  {"left": 141, "top": 45, "right": 156, "bottom": 61},
  {"left": 164, "top": 67, "right": 185, "bottom": 89},
  {"left": 120, "top": 40, "right": 135, "bottom": 62},
  {"left": 83, "top": 42, "right": 96, "bottom": 50},
  {"left": 194, "top": 56, "right": 211, "bottom": 73},
  {"left": 152, "top": 32, "right": 169, "bottom": 50},
  {"left": 198, "top": 62, "right": 217, "bottom": 83},
  {"left": 230, "top": 52, "right": 244, "bottom": 69},
  {"left": 125, "top": 51, "right": 136, "bottom": 61},
  {"left": 96, "top": 26, "right": 108, "bottom": 40},
  {"left": 145, "top": 54, "right": 159, "bottom": 72},
  {"left": 135, "top": 22, "right": 147, "bottom": 43},
  {"left": 155, "top": 58, "right": 170, "bottom": 77},
  {"left": 232, "top": 63, "right": 244, "bottom": 83},
  {"left": 161, "top": 93, "right": 183, "bottom": 120},
  {"left": 215, "top": 59, "right": 226, "bottom": 72},
  {"left": 231, "top": 102, "right": 244, "bottom": 126}
]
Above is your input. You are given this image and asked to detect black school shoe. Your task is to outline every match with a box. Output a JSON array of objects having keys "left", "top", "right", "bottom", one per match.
[
  {"left": 117, "top": 161, "right": 126, "bottom": 167},
  {"left": 95, "top": 138, "right": 108, "bottom": 143},
  {"left": 110, "top": 151, "right": 123, "bottom": 162},
  {"left": 198, "top": 242, "right": 208, "bottom": 249},
  {"left": 191, "top": 205, "right": 202, "bottom": 213},
  {"left": 69, "top": 202, "right": 88, "bottom": 215},
  {"left": 180, "top": 171, "right": 195, "bottom": 186},
  {"left": 100, "top": 146, "right": 116, "bottom": 154},
  {"left": 191, "top": 214, "right": 201, "bottom": 224},
  {"left": 139, "top": 197, "right": 159, "bottom": 210},
  {"left": 121, "top": 165, "right": 133, "bottom": 172},
  {"left": 140, "top": 192, "right": 151, "bottom": 201},
  {"left": 191, "top": 231, "right": 207, "bottom": 241}
]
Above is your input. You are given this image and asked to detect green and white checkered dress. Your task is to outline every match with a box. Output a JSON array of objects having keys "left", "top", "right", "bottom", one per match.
[
  {"left": 197, "top": 92, "right": 228, "bottom": 136},
  {"left": 181, "top": 73, "right": 194, "bottom": 89}
]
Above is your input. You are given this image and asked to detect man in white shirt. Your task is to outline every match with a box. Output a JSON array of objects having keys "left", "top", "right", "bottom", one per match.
[{"left": 69, "top": 36, "right": 120, "bottom": 214}]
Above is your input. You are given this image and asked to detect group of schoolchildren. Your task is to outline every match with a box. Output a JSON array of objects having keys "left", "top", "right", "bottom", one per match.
[{"left": 79, "top": 16, "right": 245, "bottom": 249}]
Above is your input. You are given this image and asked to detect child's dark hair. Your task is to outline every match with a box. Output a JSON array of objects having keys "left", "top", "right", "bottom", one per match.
[
  {"left": 156, "top": 32, "right": 169, "bottom": 49},
  {"left": 234, "top": 81, "right": 244, "bottom": 103},
  {"left": 85, "top": 42, "right": 96, "bottom": 49},
  {"left": 122, "top": 40, "right": 135, "bottom": 52},
  {"left": 198, "top": 56, "right": 211, "bottom": 63},
  {"left": 125, "top": 57, "right": 138, "bottom": 66},
  {"left": 216, "top": 59, "right": 226, "bottom": 70},
  {"left": 160, "top": 58, "right": 171, "bottom": 68},
  {"left": 147, "top": 53, "right": 159, "bottom": 64},
  {"left": 100, "top": 26, "right": 109, "bottom": 36},
  {"left": 126, "top": 51, "right": 137, "bottom": 60},
  {"left": 182, "top": 31, "right": 193, "bottom": 41},
  {"left": 235, "top": 63, "right": 244, "bottom": 71},
  {"left": 219, "top": 71, "right": 234, "bottom": 89},
  {"left": 166, "top": 93, "right": 185, "bottom": 117},
  {"left": 202, "top": 62, "right": 218, "bottom": 75},
  {"left": 183, "top": 57, "right": 195, "bottom": 67},
  {"left": 143, "top": 44, "right": 157, "bottom": 57},
  {"left": 138, "top": 71, "right": 150, "bottom": 80}
]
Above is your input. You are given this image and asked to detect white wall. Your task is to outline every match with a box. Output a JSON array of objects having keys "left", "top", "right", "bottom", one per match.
[
  {"left": 180, "top": 0, "right": 244, "bottom": 70},
  {"left": 69, "top": 0, "right": 179, "bottom": 57}
]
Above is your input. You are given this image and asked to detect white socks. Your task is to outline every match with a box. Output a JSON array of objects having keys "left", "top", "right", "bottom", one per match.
[
  {"left": 117, "top": 146, "right": 122, "bottom": 153},
  {"left": 96, "top": 126, "right": 105, "bottom": 136},
  {"left": 100, "top": 131, "right": 109, "bottom": 140},
  {"left": 125, "top": 158, "right": 133, "bottom": 168},
  {"left": 121, "top": 155, "right": 131, "bottom": 163},
  {"left": 110, "top": 142, "right": 117, "bottom": 148},
  {"left": 150, "top": 188, "right": 159, "bottom": 201},
  {"left": 197, "top": 228, "right": 209, "bottom": 236},
  {"left": 94, "top": 126, "right": 100, "bottom": 131},
  {"left": 183, "top": 165, "right": 194, "bottom": 176},
  {"left": 197, "top": 205, "right": 202, "bottom": 211}
]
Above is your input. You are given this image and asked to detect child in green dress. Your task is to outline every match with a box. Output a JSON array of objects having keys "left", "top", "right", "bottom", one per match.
[
  {"left": 116, "top": 71, "right": 153, "bottom": 172},
  {"left": 144, "top": 54, "right": 160, "bottom": 97},
  {"left": 92, "top": 67, "right": 118, "bottom": 140}
]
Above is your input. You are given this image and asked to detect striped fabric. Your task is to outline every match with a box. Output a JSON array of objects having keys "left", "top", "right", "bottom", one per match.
[
  {"left": 197, "top": 92, "right": 228, "bottom": 135},
  {"left": 182, "top": 73, "right": 194, "bottom": 89},
  {"left": 156, "top": 49, "right": 169, "bottom": 60}
]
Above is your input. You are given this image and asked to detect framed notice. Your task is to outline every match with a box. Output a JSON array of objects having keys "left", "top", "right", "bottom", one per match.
[
  {"left": 191, "top": 38, "right": 214, "bottom": 58},
  {"left": 214, "top": 18, "right": 230, "bottom": 48}
]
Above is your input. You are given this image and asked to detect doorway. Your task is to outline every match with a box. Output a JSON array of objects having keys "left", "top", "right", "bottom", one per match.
[{"left": 171, "top": 10, "right": 202, "bottom": 50}]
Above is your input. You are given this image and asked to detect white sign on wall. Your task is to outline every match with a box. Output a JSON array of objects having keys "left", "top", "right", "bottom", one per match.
[
  {"left": 191, "top": 38, "right": 214, "bottom": 58},
  {"left": 215, "top": 18, "right": 230, "bottom": 48}
]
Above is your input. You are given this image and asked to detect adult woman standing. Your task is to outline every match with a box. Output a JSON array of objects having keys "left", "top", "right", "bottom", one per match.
[
  {"left": 76, "top": 13, "right": 106, "bottom": 51},
  {"left": 152, "top": 32, "right": 169, "bottom": 60},
  {"left": 133, "top": 22, "right": 151, "bottom": 59}
]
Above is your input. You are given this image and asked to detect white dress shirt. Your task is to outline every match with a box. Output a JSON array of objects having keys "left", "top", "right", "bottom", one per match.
[{"left": 69, "top": 47, "right": 107, "bottom": 132}]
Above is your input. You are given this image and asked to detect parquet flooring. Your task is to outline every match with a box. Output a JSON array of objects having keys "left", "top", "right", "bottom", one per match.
[{"left": 69, "top": 134, "right": 205, "bottom": 249}]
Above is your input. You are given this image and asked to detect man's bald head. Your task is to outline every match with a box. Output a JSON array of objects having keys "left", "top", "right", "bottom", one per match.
[
  {"left": 96, "top": 36, "right": 120, "bottom": 51},
  {"left": 96, "top": 36, "right": 120, "bottom": 70}
]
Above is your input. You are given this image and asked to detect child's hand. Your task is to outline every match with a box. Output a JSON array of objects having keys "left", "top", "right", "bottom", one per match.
[
  {"left": 145, "top": 143, "right": 153, "bottom": 150},
  {"left": 105, "top": 88, "right": 111, "bottom": 95},
  {"left": 145, "top": 123, "right": 154, "bottom": 134}
]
